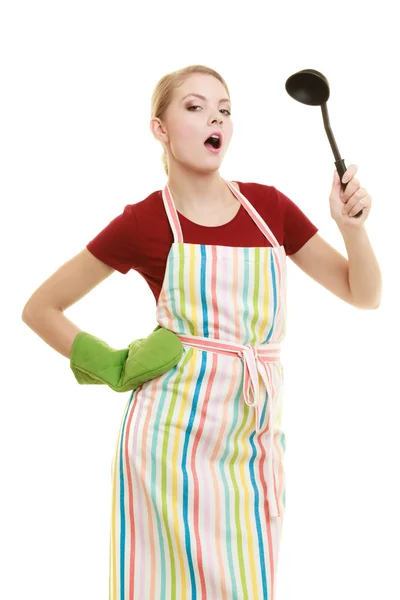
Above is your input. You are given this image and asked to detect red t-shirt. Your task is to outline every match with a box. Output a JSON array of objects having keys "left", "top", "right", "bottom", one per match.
[{"left": 86, "top": 181, "right": 319, "bottom": 304}]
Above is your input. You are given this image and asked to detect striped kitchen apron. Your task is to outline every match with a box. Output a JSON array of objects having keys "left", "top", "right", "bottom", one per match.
[{"left": 109, "top": 178, "right": 288, "bottom": 600}]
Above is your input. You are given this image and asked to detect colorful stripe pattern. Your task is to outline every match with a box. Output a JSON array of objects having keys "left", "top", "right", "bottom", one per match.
[{"left": 109, "top": 179, "right": 288, "bottom": 599}]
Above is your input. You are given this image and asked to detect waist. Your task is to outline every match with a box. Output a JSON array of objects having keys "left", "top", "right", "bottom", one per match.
[{"left": 175, "top": 333, "right": 281, "bottom": 362}]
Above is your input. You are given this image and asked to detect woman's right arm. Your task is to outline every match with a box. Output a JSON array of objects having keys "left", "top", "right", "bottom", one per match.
[{"left": 21, "top": 248, "right": 116, "bottom": 359}]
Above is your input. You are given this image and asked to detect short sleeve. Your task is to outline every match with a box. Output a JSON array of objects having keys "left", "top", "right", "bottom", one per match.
[
  {"left": 86, "top": 204, "right": 138, "bottom": 274},
  {"left": 275, "top": 187, "right": 319, "bottom": 255}
]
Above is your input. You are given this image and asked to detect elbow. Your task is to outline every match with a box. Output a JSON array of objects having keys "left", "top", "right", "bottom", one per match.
[
  {"left": 367, "top": 294, "right": 382, "bottom": 310},
  {"left": 21, "top": 303, "right": 32, "bottom": 323},
  {"left": 348, "top": 285, "right": 382, "bottom": 311},
  {"left": 353, "top": 299, "right": 381, "bottom": 310},
  {"left": 21, "top": 297, "right": 48, "bottom": 323},
  {"left": 347, "top": 291, "right": 381, "bottom": 310},
  {"left": 22, "top": 296, "right": 63, "bottom": 323}
]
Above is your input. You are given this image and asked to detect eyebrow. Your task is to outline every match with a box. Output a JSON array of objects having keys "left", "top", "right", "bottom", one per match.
[{"left": 181, "top": 93, "right": 231, "bottom": 104}]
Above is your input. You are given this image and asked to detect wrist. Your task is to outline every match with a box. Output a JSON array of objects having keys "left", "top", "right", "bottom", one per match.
[{"left": 336, "top": 221, "right": 366, "bottom": 238}]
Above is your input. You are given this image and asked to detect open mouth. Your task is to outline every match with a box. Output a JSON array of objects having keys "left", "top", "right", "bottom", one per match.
[{"left": 204, "top": 133, "right": 222, "bottom": 150}]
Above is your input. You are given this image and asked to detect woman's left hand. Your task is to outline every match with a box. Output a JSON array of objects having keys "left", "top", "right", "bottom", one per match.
[{"left": 329, "top": 164, "right": 371, "bottom": 229}]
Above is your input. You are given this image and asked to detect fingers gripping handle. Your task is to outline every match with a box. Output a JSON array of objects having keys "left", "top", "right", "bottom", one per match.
[{"left": 335, "top": 158, "right": 363, "bottom": 218}]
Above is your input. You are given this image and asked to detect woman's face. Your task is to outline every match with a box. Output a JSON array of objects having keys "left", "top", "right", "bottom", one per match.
[{"left": 153, "top": 73, "right": 233, "bottom": 173}]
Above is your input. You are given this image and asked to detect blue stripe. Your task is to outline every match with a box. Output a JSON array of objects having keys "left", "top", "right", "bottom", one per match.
[
  {"left": 181, "top": 349, "right": 208, "bottom": 598},
  {"left": 264, "top": 251, "right": 277, "bottom": 343},
  {"left": 118, "top": 393, "right": 135, "bottom": 599},
  {"left": 219, "top": 383, "right": 243, "bottom": 599},
  {"left": 249, "top": 425, "right": 270, "bottom": 599},
  {"left": 170, "top": 244, "right": 185, "bottom": 333},
  {"left": 200, "top": 245, "right": 209, "bottom": 337},
  {"left": 151, "top": 367, "right": 179, "bottom": 596}
]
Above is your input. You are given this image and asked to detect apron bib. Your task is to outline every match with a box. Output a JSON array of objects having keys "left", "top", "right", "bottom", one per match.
[{"left": 109, "top": 179, "right": 288, "bottom": 600}]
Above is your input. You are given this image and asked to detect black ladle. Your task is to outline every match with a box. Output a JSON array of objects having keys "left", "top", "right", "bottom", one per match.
[{"left": 285, "top": 68, "right": 363, "bottom": 218}]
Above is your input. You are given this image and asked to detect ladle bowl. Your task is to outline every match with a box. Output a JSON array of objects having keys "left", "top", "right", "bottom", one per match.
[{"left": 285, "top": 68, "right": 363, "bottom": 218}]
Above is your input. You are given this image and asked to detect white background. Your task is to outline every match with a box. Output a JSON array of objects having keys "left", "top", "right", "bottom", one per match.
[{"left": 1, "top": 0, "right": 398, "bottom": 598}]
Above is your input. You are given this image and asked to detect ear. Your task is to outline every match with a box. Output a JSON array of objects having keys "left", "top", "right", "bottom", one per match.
[{"left": 150, "top": 118, "right": 169, "bottom": 143}]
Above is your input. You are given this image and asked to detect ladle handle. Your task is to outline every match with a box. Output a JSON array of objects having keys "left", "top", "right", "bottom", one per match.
[{"left": 335, "top": 158, "right": 363, "bottom": 218}]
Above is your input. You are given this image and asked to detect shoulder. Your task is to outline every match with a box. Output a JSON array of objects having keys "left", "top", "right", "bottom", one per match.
[
  {"left": 86, "top": 189, "right": 162, "bottom": 248},
  {"left": 235, "top": 181, "right": 305, "bottom": 215},
  {"left": 232, "top": 180, "right": 279, "bottom": 205},
  {"left": 123, "top": 189, "right": 161, "bottom": 216}
]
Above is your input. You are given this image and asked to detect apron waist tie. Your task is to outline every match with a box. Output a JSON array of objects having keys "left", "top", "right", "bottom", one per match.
[{"left": 175, "top": 333, "right": 282, "bottom": 519}]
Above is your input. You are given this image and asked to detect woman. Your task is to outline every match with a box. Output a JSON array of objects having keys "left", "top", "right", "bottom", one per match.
[{"left": 22, "top": 64, "right": 381, "bottom": 599}]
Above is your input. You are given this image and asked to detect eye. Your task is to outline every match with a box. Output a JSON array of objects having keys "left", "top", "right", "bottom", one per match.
[{"left": 187, "top": 105, "right": 231, "bottom": 116}]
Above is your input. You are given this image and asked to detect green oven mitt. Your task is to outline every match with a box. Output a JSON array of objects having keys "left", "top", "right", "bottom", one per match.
[{"left": 70, "top": 325, "right": 183, "bottom": 393}]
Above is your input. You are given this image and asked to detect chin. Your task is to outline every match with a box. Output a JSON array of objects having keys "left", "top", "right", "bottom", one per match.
[
  {"left": 194, "top": 163, "right": 223, "bottom": 174},
  {"left": 200, "top": 153, "right": 225, "bottom": 167},
  {"left": 180, "top": 157, "right": 222, "bottom": 173}
]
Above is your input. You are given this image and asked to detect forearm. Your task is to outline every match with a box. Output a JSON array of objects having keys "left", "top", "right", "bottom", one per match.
[
  {"left": 22, "top": 305, "right": 82, "bottom": 359},
  {"left": 339, "top": 224, "right": 382, "bottom": 309}
]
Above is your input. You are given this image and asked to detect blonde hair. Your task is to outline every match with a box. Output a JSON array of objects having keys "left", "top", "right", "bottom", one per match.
[{"left": 150, "top": 65, "right": 231, "bottom": 176}]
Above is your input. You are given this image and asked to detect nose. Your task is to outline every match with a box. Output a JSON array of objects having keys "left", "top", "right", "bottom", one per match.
[{"left": 210, "top": 114, "right": 223, "bottom": 125}]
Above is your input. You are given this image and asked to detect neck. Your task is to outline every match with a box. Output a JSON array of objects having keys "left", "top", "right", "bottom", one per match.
[{"left": 167, "top": 168, "right": 229, "bottom": 212}]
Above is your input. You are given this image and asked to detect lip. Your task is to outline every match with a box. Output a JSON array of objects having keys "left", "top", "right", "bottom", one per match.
[
  {"left": 204, "top": 131, "right": 223, "bottom": 148},
  {"left": 205, "top": 144, "right": 221, "bottom": 154}
]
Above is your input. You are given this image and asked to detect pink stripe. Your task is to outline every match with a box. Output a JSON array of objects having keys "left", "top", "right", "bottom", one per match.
[
  {"left": 190, "top": 351, "right": 219, "bottom": 596},
  {"left": 164, "top": 185, "right": 183, "bottom": 242},
  {"left": 211, "top": 245, "right": 219, "bottom": 337},
  {"left": 233, "top": 247, "right": 241, "bottom": 342},
  {"left": 209, "top": 357, "right": 241, "bottom": 598},
  {"left": 139, "top": 379, "right": 161, "bottom": 599},
  {"left": 176, "top": 334, "right": 281, "bottom": 359},
  {"left": 122, "top": 391, "right": 139, "bottom": 598}
]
